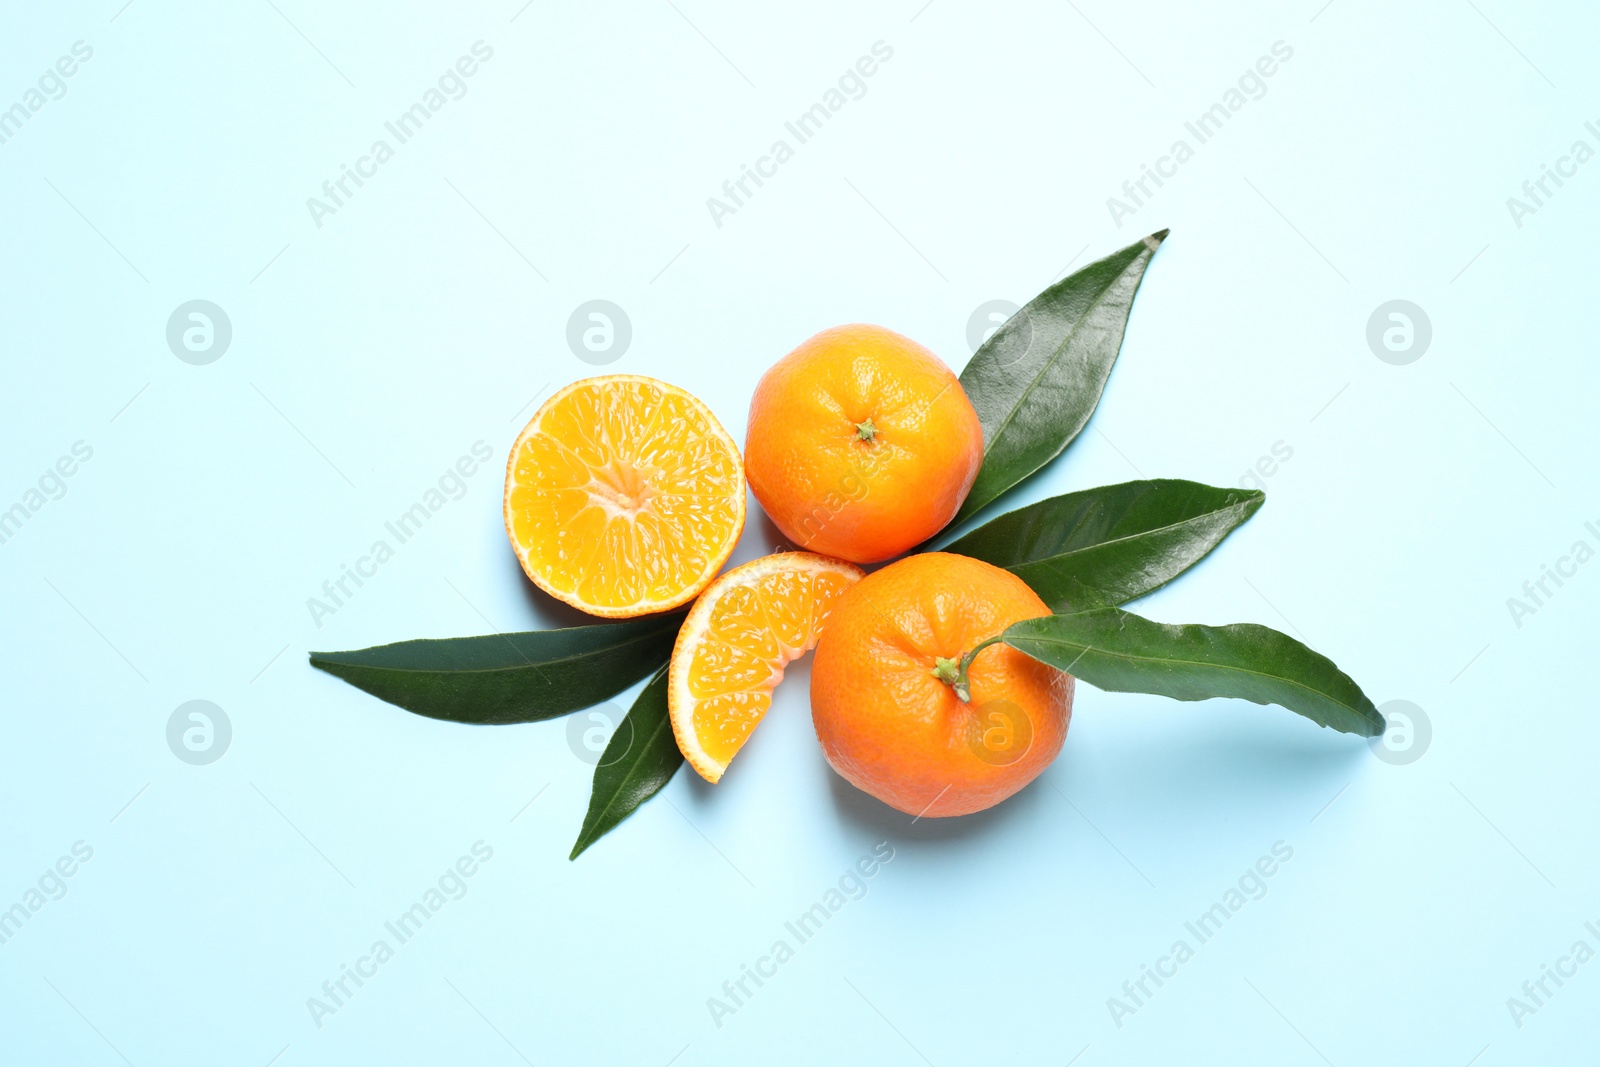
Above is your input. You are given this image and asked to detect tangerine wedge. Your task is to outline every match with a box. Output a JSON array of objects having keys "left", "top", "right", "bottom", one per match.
[
  {"left": 504, "top": 375, "right": 746, "bottom": 618},
  {"left": 669, "top": 552, "right": 864, "bottom": 782}
]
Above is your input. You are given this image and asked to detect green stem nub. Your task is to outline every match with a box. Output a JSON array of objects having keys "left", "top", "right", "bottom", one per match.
[
  {"left": 855, "top": 418, "right": 879, "bottom": 442},
  {"left": 933, "top": 636, "right": 1005, "bottom": 704}
]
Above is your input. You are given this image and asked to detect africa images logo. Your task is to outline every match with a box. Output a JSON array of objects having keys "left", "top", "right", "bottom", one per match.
[
  {"left": 304, "top": 42, "right": 494, "bottom": 229},
  {"left": 704, "top": 41, "right": 894, "bottom": 228},
  {"left": 0, "top": 41, "right": 94, "bottom": 148}
]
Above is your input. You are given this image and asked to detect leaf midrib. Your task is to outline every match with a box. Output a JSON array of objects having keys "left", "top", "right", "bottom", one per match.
[
  {"left": 1010, "top": 631, "right": 1372, "bottom": 721},
  {"left": 311, "top": 624, "right": 673, "bottom": 677},
  {"left": 975, "top": 252, "right": 1142, "bottom": 470},
  {"left": 1005, "top": 498, "right": 1256, "bottom": 569},
  {"left": 575, "top": 708, "right": 675, "bottom": 852}
]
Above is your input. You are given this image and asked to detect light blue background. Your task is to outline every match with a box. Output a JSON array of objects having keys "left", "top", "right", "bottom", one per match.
[{"left": 2, "top": 1, "right": 1596, "bottom": 1064}]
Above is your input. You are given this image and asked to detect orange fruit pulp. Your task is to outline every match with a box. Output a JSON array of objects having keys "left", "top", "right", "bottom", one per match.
[
  {"left": 504, "top": 375, "right": 745, "bottom": 618},
  {"left": 669, "top": 552, "right": 864, "bottom": 783}
]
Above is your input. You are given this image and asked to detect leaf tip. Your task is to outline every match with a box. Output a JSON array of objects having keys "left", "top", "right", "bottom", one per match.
[
  {"left": 568, "top": 836, "right": 591, "bottom": 861},
  {"left": 1146, "top": 228, "right": 1171, "bottom": 248},
  {"left": 307, "top": 651, "right": 353, "bottom": 676}
]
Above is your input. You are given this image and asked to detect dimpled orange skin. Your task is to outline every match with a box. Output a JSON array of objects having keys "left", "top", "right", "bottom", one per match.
[
  {"left": 744, "top": 325, "right": 984, "bottom": 564},
  {"left": 810, "top": 553, "right": 1073, "bottom": 817}
]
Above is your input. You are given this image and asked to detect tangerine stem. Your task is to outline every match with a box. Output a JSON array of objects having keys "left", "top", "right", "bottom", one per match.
[{"left": 942, "top": 634, "right": 1005, "bottom": 704}]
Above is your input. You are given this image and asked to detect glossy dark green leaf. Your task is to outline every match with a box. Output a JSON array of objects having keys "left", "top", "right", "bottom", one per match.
[
  {"left": 954, "top": 230, "right": 1167, "bottom": 526},
  {"left": 570, "top": 667, "right": 683, "bottom": 859},
  {"left": 309, "top": 613, "right": 683, "bottom": 725},
  {"left": 943, "top": 479, "right": 1263, "bottom": 611},
  {"left": 999, "top": 608, "right": 1384, "bottom": 736}
]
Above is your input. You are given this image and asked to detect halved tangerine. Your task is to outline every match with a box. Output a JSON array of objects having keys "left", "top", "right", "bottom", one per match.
[
  {"left": 504, "top": 375, "right": 746, "bottom": 618},
  {"left": 669, "top": 552, "right": 864, "bottom": 782}
]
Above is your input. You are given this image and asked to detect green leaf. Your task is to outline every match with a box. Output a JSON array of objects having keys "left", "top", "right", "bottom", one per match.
[
  {"left": 309, "top": 613, "right": 683, "bottom": 725},
  {"left": 954, "top": 230, "right": 1167, "bottom": 526},
  {"left": 997, "top": 608, "right": 1384, "bottom": 736},
  {"left": 943, "top": 479, "right": 1263, "bottom": 611},
  {"left": 570, "top": 667, "right": 683, "bottom": 859}
]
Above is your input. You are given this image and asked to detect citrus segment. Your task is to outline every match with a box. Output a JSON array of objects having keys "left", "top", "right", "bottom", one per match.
[
  {"left": 669, "top": 553, "right": 864, "bottom": 782},
  {"left": 504, "top": 375, "right": 745, "bottom": 618}
]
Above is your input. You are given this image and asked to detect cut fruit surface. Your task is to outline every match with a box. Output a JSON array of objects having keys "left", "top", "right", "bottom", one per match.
[
  {"left": 504, "top": 375, "right": 746, "bottom": 618},
  {"left": 669, "top": 552, "right": 864, "bottom": 783}
]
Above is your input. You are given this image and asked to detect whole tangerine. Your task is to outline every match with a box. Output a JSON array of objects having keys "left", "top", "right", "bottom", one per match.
[
  {"left": 810, "top": 552, "right": 1074, "bottom": 817},
  {"left": 744, "top": 324, "right": 984, "bottom": 564}
]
